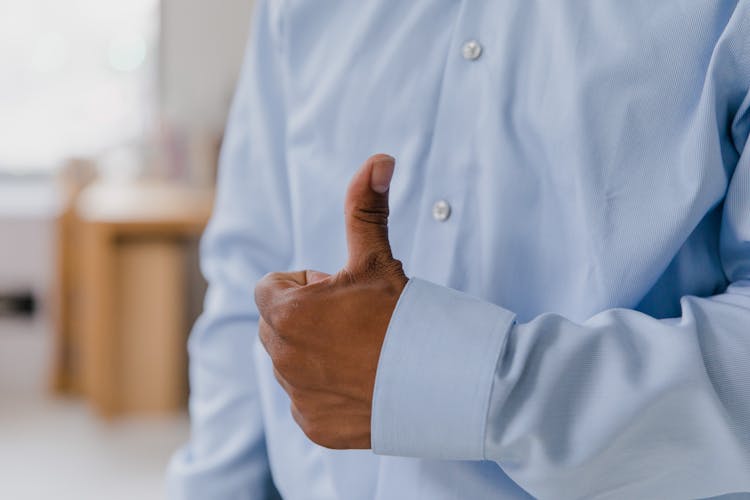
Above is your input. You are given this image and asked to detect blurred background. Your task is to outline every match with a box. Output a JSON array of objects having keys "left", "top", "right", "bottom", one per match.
[{"left": 0, "top": 1, "right": 255, "bottom": 498}]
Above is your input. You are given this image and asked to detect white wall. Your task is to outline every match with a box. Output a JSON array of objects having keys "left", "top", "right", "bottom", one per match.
[
  {"left": 160, "top": 0, "right": 255, "bottom": 134},
  {"left": 0, "top": 178, "right": 60, "bottom": 396},
  {"left": 0, "top": 179, "right": 60, "bottom": 300}
]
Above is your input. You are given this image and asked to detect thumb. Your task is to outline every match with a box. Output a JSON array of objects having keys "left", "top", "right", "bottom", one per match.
[{"left": 344, "top": 154, "right": 396, "bottom": 269}]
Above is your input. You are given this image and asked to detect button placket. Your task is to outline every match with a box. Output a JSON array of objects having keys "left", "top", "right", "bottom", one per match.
[{"left": 406, "top": 9, "right": 486, "bottom": 284}]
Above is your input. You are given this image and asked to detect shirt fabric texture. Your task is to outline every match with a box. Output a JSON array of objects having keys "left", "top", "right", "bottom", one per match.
[{"left": 168, "top": 1, "right": 750, "bottom": 498}]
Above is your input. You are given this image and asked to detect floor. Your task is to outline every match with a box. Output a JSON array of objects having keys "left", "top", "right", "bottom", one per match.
[{"left": 0, "top": 318, "right": 190, "bottom": 500}]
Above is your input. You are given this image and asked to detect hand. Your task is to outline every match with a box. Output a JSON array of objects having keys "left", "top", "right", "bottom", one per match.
[{"left": 255, "top": 154, "right": 408, "bottom": 449}]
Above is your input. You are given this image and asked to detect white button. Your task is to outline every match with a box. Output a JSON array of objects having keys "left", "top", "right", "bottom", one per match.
[
  {"left": 462, "top": 40, "right": 482, "bottom": 60},
  {"left": 432, "top": 200, "right": 452, "bottom": 222}
]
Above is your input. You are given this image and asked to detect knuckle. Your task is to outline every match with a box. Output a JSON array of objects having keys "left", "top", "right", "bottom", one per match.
[
  {"left": 255, "top": 272, "right": 279, "bottom": 294},
  {"left": 286, "top": 384, "right": 303, "bottom": 402},
  {"left": 263, "top": 271, "right": 284, "bottom": 282},
  {"left": 260, "top": 331, "right": 286, "bottom": 364},
  {"left": 267, "top": 304, "right": 292, "bottom": 333},
  {"left": 254, "top": 274, "right": 281, "bottom": 312},
  {"left": 290, "top": 402, "right": 311, "bottom": 432},
  {"left": 265, "top": 292, "right": 302, "bottom": 333},
  {"left": 290, "top": 403, "right": 329, "bottom": 447},
  {"left": 253, "top": 285, "right": 267, "bottom": 310},
  {"left": 302, "top": 422, "right": 328, "bottom": 447},
  {"left": 273, "top": 351, "right": 295, "bottom": 377},
  {"left": 348, "top": 203, "right": 389, "bottom": 227},
  {"left": 276, "top": 371, "right": 303, "bottom": 400},
  {"left": 257, "top": 321, "right": 272, "bottom": 348},
  {"left": 272, "top": 366, "right": 285, "bottom": 384}
]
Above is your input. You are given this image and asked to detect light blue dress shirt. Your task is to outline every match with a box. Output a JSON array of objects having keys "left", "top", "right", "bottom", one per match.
[{"left": 168, "top": 1, "right": 750, "bottom": 498}]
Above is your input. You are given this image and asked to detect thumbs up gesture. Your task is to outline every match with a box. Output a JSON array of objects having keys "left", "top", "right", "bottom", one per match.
[{"left": 255, "top": 154, "right": 408, "bottom": 449}]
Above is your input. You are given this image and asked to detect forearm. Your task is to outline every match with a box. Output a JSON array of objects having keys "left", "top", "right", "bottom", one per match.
[
  {"left": 168, "top": 316, "right": 275, "bottom": 500},
  {"left": 486, "top": 283, "right": 750, "bottom": 498},
  {"left": 372, "top": 278, "right": 750, "bottom": 498}
]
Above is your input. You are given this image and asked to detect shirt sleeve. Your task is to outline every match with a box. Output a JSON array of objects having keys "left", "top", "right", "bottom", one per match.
[
  {"left": 372, "top": 87, "right": 750, "bottom": 500},
  {"left": 167, "top": 1, "right": 288, "bottom": 498}
]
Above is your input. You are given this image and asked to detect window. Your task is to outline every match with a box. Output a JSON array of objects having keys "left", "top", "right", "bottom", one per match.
[{"left": 0, "top": 0, "right": 159, "bottom": 173}]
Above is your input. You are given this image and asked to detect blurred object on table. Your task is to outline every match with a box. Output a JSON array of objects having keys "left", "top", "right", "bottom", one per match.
[
  {"left": 160, "top": 126, "right": 223, "bottom": 188},
  {"left": 0, "top": 292, "right": 35, "bottom": 318}
]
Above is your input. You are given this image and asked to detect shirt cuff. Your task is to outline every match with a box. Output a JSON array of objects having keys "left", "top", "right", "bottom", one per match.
[{"left": 371, "top": 278, "right": 516, "bottom": 460}]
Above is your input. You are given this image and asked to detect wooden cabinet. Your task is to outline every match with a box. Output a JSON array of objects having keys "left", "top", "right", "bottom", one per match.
[{"left": 61, "top": 181, "right": 212, "bottom": 417}]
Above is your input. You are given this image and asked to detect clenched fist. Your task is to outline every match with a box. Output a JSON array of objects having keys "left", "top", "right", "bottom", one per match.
[{"left": 254, "top": 154, "right": 408, "bottom": 449}]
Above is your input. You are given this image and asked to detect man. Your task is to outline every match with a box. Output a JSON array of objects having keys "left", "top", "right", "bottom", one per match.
[{"left": 168, "top": 1, "right": 750, "bottom": 498}]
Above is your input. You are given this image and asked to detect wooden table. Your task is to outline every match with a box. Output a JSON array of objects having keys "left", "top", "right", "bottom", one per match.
[{"left": 72, "top": 181, "right": 213, "bottom": 417}]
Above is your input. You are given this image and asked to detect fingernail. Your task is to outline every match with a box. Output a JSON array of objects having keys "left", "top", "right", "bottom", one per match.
[{"left": 370, "top": 155, "right": 395, "bottom": 194}]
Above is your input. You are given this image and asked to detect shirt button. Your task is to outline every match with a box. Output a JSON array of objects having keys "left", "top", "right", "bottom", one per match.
[
  {"left": 432, "top": 200, "right": 452, "bottom": 222},
  {"left": 462, "top": 40, "right": 482, "bottom": 60}
]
